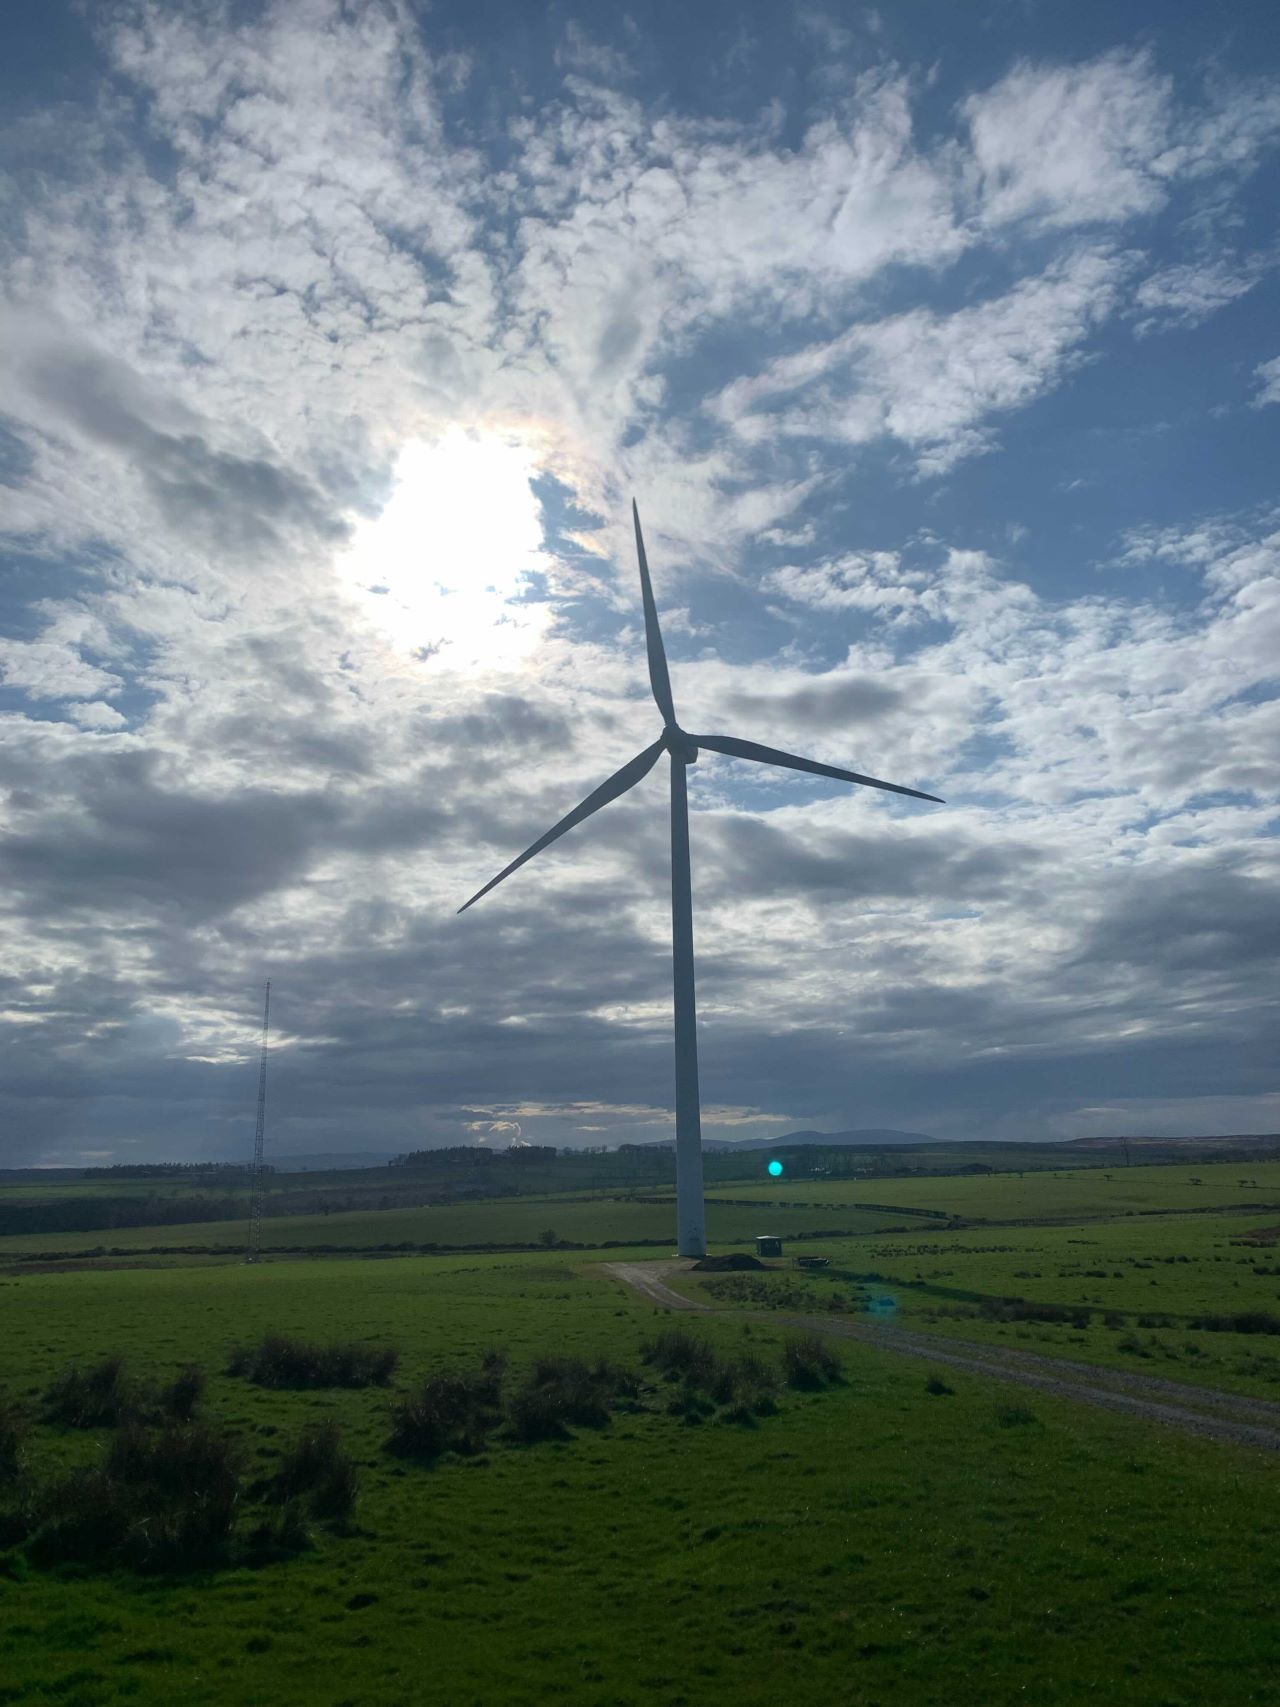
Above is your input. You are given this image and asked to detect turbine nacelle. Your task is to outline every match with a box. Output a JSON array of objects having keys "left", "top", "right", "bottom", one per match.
[{"left": 664, "top": 728, "right": 698, "bottom": 764}]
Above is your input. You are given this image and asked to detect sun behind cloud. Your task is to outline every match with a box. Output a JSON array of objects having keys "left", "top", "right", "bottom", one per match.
[{"left": 338, "top": 429, "right": 553, "bottom": 668}]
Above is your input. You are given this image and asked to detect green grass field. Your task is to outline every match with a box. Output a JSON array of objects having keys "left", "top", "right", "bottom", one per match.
[
  {"left": 707, "top": 1158, "right": 1280, "bottom": 1219},
  {"left": 0, "top": 1194, "right": 905, "bottom": 1260},
  {"left": 3, "top": 1157, "right": 1279, "bottom": 1705},
  {"left": 2, "top": 1252, "right": 1279, "bottom": 1707}
]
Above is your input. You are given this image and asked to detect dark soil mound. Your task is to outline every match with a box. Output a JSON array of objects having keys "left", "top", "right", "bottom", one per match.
[{"left": 691, "top": 1253, "right": 766, "bottom": 1272}]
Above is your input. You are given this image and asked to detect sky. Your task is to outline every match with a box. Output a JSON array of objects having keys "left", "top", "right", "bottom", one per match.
[{"left": 0, "top": 0, "right": 1277, "bottom": 1166}]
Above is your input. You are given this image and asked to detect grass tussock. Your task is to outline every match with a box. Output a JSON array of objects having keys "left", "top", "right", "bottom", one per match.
[
  {"left": 246, "top": 1499, "right": 313, "bottom": 1563},
  {"left": 228, "top": 1335, "right": 399, "bottom": 1389},
  {"left": 0, "top": 1400, "right": 28, "bottom": 1482},
  {"left": 1190, "top": 1311, "right": 1280, "bottom": 1336},
  {"left": 781, "top": 1333, "right": 843, "bottom": 1390},
  {"left": 386, "top": 1358, "right": 505, "bottom": 1461},
  {"left": 505, "top": 1355, "right": 638, "bottom": 1443},
  {"left": 980, "top": 1300, "right": 1091, "bottom": 1329},
  {"left": 702, "top": 1273, "right": 860, "bottom": 1313},
  {"left": 642, "top": 1327, "right": 720, "bottom": 1386},
  {"left": 159, "top": 1365, "right": 206, "bottom": 1421},
  {"left": 707, "top": 1353, "right": 780, "bottom": 1423},
  {"left": 27, "top": 1421, "right": 241, "bottom": 1572},
  {"left": 996, "top": 1406, "right": 1040, "bottom": 1429},
  {"left": 272, "top": 1421, "right": 358, "bottom": 1525},
  {"left": 642, "top": 1328, "right": 779, "bottom": 1423},
  {"left": 42, "top": 1356, "right": 135, "bottom": 1428}
]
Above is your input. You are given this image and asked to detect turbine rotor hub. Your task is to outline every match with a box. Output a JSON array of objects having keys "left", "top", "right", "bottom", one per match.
[{"left": 664, "top": 728, "right": 698, "bottom": 765}]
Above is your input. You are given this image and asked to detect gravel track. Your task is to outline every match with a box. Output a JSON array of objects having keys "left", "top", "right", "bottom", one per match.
[{"left": 602, "top": 1260, "right": 1280, "bottom": 1453}]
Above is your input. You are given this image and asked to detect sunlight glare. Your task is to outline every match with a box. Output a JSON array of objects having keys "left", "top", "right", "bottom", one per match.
[{"left": 340, "top": 430, "right": 552, "bottom": 668}]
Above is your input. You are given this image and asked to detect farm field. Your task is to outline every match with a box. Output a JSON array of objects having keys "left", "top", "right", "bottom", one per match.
[
  {"left": 673, "top": 1211, "right": 1280, "bottom": 1401},
  {"left": 0, "top": 1195, "right": 903, "bottom": 1261},
  {"left": 705, "top": 1158, "right": 1280, "bottom": 1220},
  {"left": 2, "top": 1250, "right": 1279, "bottom": 1707}
]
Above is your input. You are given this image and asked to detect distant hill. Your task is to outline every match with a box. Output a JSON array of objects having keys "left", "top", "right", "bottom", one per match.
[
  {"left": 1063, "top": 1133, "right": 1280, "bottom": 1150},
  {"left": 702, "top": 1128, "right": 937, "bottom": 1152},
  {"left": 271, "top": 1151, "right": 404, "bottom": 1172}
]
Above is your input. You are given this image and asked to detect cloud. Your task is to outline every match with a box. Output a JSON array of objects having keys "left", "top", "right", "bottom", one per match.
[
  {"left": 1254, "top": 356, "right": 1280, "bottom": 407},
  {"left": 1129, "top": 254, "right": 1270, "bottom": 334},
  {"left": 962, "top": 50, "right": 1280, "bottom": 233},
  {"left": 67, "top": 701, "right": 127, "bottom": 731},
  {"left": 9, "top": 322, "right": 349, "bottom": 559},
  {"left": 709, "top": 248, "right": 1127, "bottom": 473},
  {"left": 0, "top": 7, "right": 1276, "bottom": 1162}
]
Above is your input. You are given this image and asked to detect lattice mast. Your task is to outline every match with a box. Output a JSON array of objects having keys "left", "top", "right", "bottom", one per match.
[{"left": 246, "top": 980, "right": 271, "bottom": 1264}]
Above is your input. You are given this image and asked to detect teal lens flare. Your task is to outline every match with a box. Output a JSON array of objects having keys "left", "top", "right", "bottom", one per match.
[{"left": 767, "top": 1159, "right": 783, "bottom": 1177}]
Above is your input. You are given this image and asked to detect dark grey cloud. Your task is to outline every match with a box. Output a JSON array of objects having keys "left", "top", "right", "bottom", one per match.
[
  {"left": 1070, "top": 862, "right": 1280, "bottom": 974},
  {"left": 701, "top": 814, "right": 1040, "bottom": 904},
  {"left": 725, "top": 677, "right": 904, "bottom": 732},
  {"left": 23, "top": 339, "right": 347, "bottom": 556},
  {"left": 0, "top": 741, "right": 457, "bottom": 920}
]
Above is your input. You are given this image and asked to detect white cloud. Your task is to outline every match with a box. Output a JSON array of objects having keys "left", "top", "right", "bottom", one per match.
[
  {"left": 962, "top": 51, "right": 1280, "bottom": 234},
  {"left": 1130, "top": 254, "right": 1269, "bottom": 334},
  {"left": 1253, "top": 356, "right": 1280, "bottom": 407},
  {"left": 0, "top": 595, "right": 123, "bottom": 703},
  {"left": 962, "top": 52, "right": 1174, "bottom": 230},
  {"left": 67, "top": 701, "right": 128, "bottom": 731},
  {"left": 711, "top": 248, "right": 1126, "bottom": 472}
]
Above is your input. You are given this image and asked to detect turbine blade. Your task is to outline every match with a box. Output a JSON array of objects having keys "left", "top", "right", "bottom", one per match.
[
  {"left": 458, "top": 737, "right": 667, "bottom": 913},
  {"left": 632, "top": 501, "right": 677, "bottom": 726},
  {"left": 693, "top": 733, "right": 943, "bottom": 803}
]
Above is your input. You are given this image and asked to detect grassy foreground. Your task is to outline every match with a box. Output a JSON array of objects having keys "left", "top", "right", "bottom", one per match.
[{"left": 2, "top": 1250, "right": 1278, "bottom": 1707}]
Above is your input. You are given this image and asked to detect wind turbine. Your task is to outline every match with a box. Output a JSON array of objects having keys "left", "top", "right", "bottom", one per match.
[{"left": 459, "top": 503, "right": 942, "bottom": 1257}]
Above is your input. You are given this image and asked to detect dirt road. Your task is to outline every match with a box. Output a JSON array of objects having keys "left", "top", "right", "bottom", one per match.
[{"left": 602, "top": 1260, "right": 1280, "bottom": 1452}]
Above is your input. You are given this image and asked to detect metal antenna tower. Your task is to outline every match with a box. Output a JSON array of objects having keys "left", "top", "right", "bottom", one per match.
[{"left": 246, "top": 980, "right": 270, "bottom": 1264}]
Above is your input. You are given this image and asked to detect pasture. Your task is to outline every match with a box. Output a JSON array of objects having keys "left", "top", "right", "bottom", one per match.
[
  {"left": 706, "top": 1158, "right": 1280, "bottom": 1220},
  {"left": 0, "top": 1194, "right": 903, "bottom": 1261},
  {"left": 3, "top": 1156, "right": 1279, "bottom": 1705},
  {"left": 2, "top": 1252, "right": 1278, "bottom": 1707}
]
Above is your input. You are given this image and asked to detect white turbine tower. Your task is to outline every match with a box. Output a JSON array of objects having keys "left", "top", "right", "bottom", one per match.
[{"left": 460, "top": 502, "right": 942, "bottom": 1257}]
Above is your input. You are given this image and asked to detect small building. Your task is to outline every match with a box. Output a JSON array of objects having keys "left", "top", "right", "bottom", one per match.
[{"left": 755, "top": 1234, "right": 783, "bottom": 1259}]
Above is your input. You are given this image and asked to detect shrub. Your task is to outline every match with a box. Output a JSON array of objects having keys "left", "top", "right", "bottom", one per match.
[
  {"left": 228, "top": 1336, "right": 399, "bottom": 1389},
  {"left": 979, "top": 1300, "right": 1090, "bottom": 1329},
  {"left": 273, "top": 1421, "right": 358, "bottom": 1525},
  {"left": 925, "top": 1376, "right": 955, "bottom": 1396},
  {"left": 0, "top": 1401, "right": 27, "bottom": 1482},
  {"left": 42, "top": 1356, "right": 134, "bottom": 1428},
  {"left": 701, "top": 1273, "right": 857, "bottom": 1313},
  {"left": 387, "top": 1362, "right": 504, "bottom": 1461},
  {"left": 24, "top": 1468, "right": 130, "bottom": 1569},
  {"left": 1190, "top": 1311, "right": 1280, "bottom": 1336},
  {"left": 29, "top": 1422, "right": 241, "bottom": 1572},
  {"left": 782, "top": 1333, "right": 843, "bottom": 1390},
  {"left": 505, "top": 1355, "right": 639, "bottom": 1443},
  {"left": 643, "top": 1329, "right": 786, "bottom": 1419},
  {"left": 246, "top": 1499, "right": 312, "bottom": 1562},
  {"left": 995, "top": 1406, "right": 1039, "bottom": 1428},
  {"left": 160, "top": 1366, "right": 206, "bottom": 1422},
  {"left": 641, "top": 1328, "right": 720, "bottom": 1388},
  {"left": 708, "top": 1354, "right": 779, "bottom": 1423}
]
